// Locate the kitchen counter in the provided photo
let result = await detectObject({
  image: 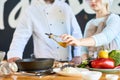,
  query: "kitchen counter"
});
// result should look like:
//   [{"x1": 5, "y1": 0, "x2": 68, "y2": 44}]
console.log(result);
[{"x1": 0, "y1": 73, "x2": 120, "y2": 80}]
